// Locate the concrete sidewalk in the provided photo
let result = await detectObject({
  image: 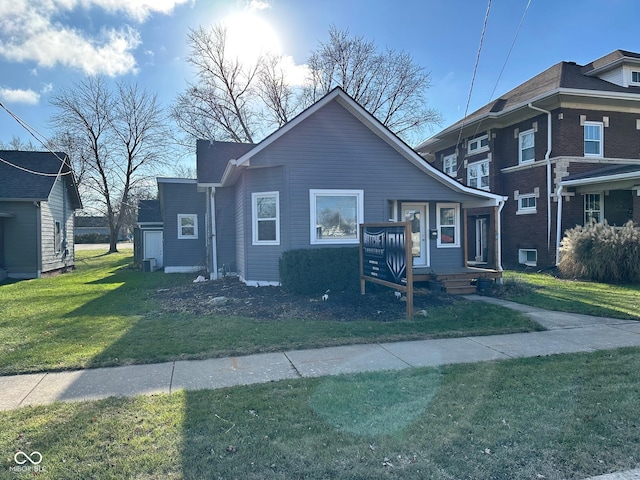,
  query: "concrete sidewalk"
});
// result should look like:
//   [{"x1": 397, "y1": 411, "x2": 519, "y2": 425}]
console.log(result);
[
  {"x1": 1, "y1": 296, "x2": 639, "y2": 479},
  {"x1": 2, "y1": 296, "x2": 639, "y2": 411}
]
